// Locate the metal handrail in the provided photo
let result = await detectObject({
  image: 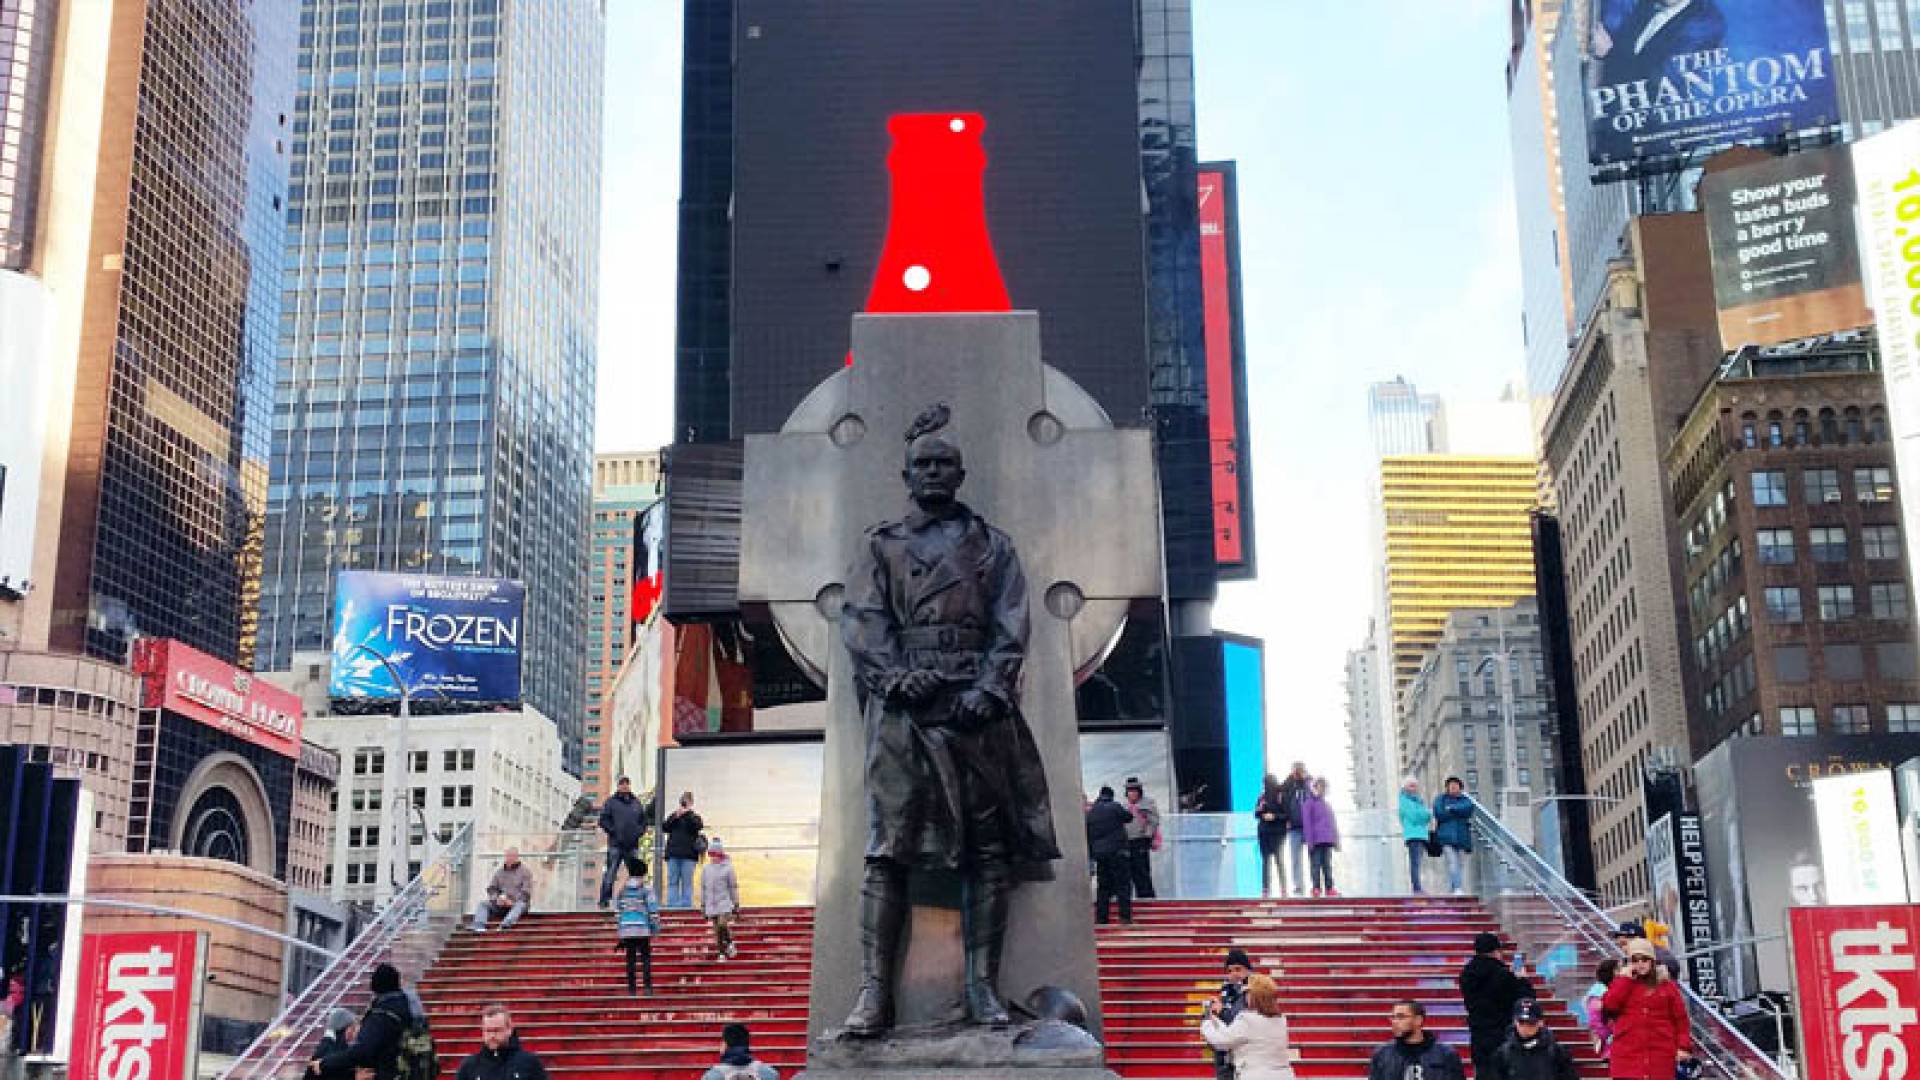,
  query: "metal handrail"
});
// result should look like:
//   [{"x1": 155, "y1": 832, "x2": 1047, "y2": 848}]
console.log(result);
[
  {"x1": 216, "y1": 823, "x2": 475, "y2": 1080},
  {"x1": 1467, "y1": 801, "x2": 1788, "y2": 1080}
]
